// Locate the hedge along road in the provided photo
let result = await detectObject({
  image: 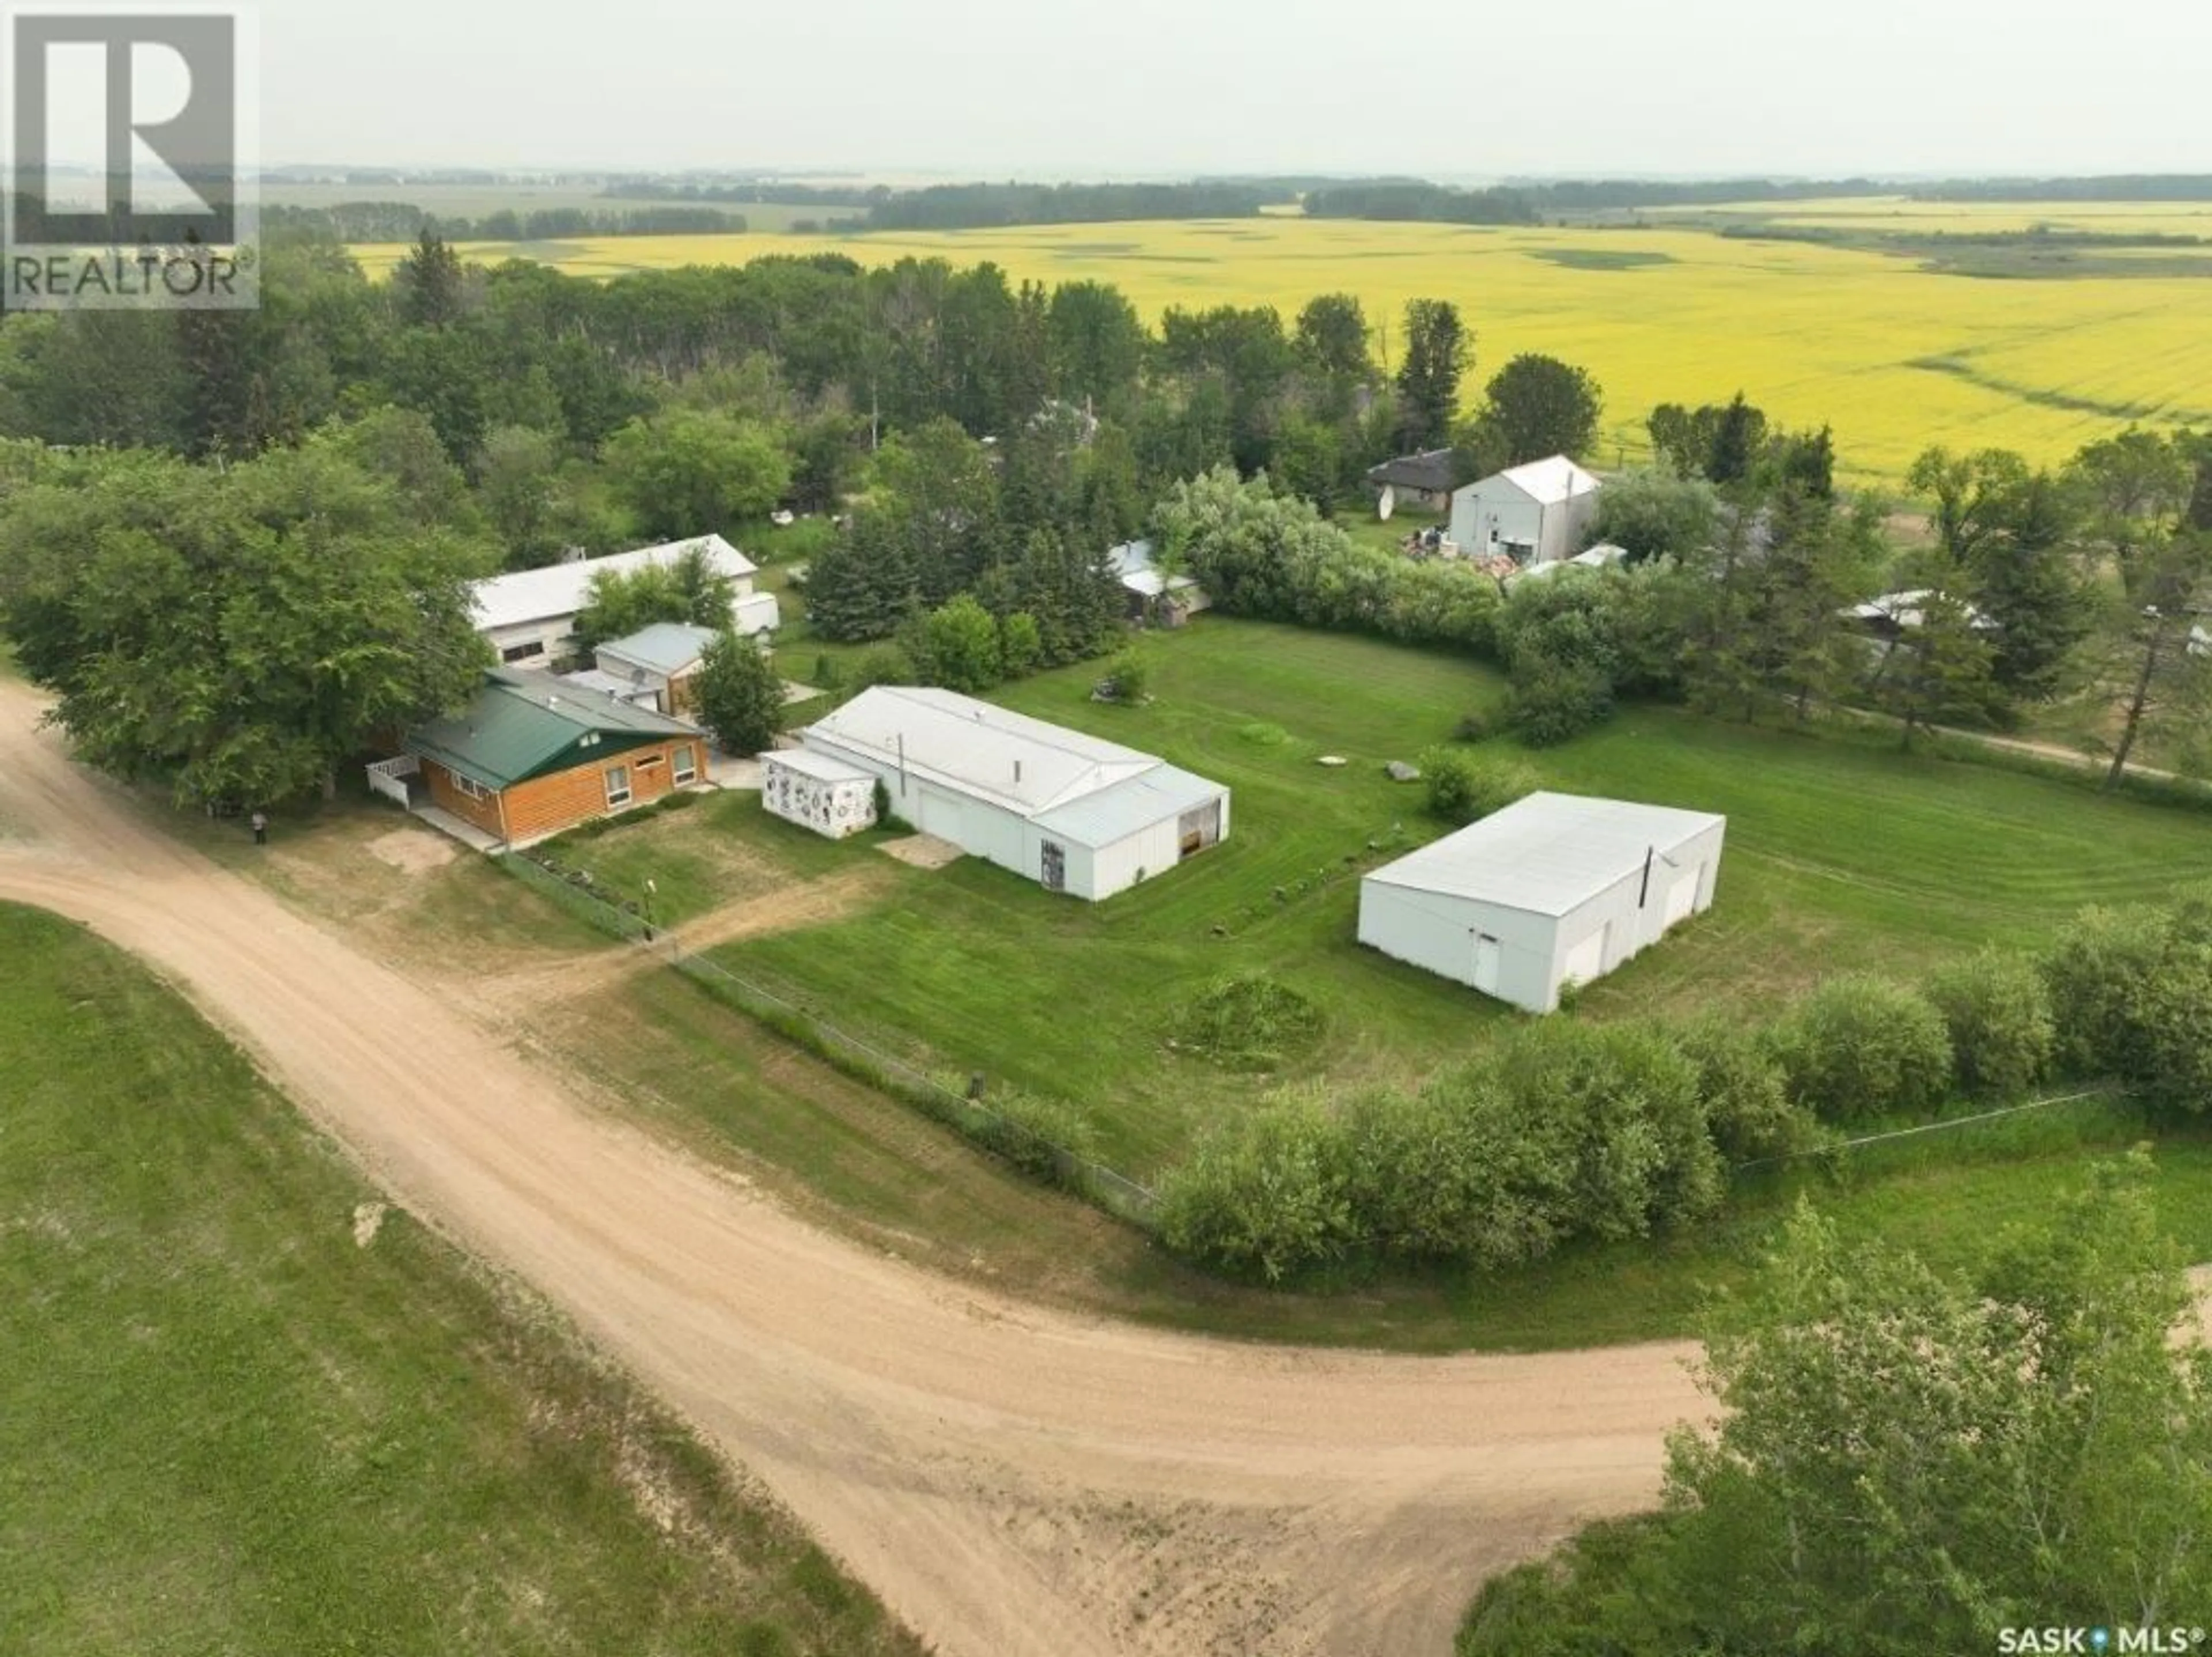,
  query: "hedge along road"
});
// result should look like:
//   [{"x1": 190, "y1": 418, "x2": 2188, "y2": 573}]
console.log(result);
[{"x1": 0, "y1": 675, "x2": 1701, "y2": 1657}]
